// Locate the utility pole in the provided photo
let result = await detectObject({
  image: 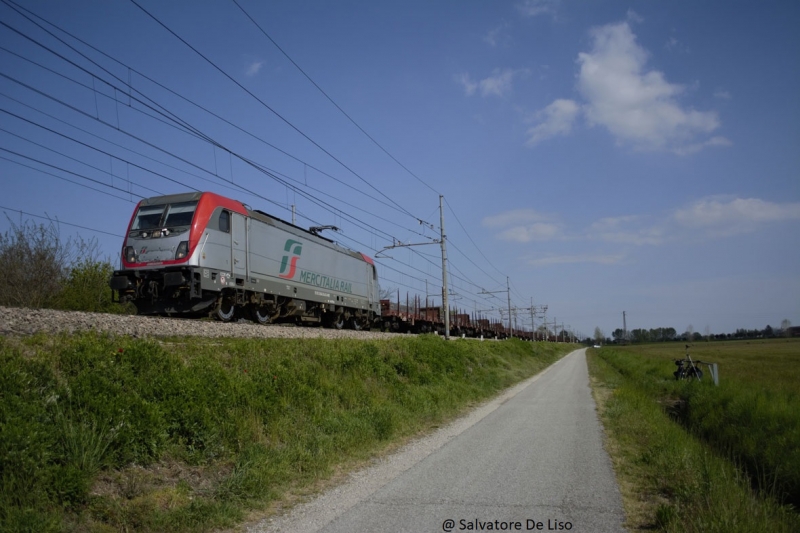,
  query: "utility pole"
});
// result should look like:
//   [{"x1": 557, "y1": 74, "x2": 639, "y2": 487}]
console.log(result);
[
  {"x1": 530, "y1": 298, "x2": 535, "y2": 340},
  {"x1": 440, "y1": 195, "x2": 450, "y2": 340},
  {"x1": 375, "y1": 198, "x2": 446, "y2": 338},
  {"x1": 506, "y1": 276, "x2": 512, "y2": 337},
  {"x1": 543, "y1": 308, "x2": 548, "y2": 340},
  {"x1": 623, "y1": 311, "x2": 627, "y2": 345}
]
